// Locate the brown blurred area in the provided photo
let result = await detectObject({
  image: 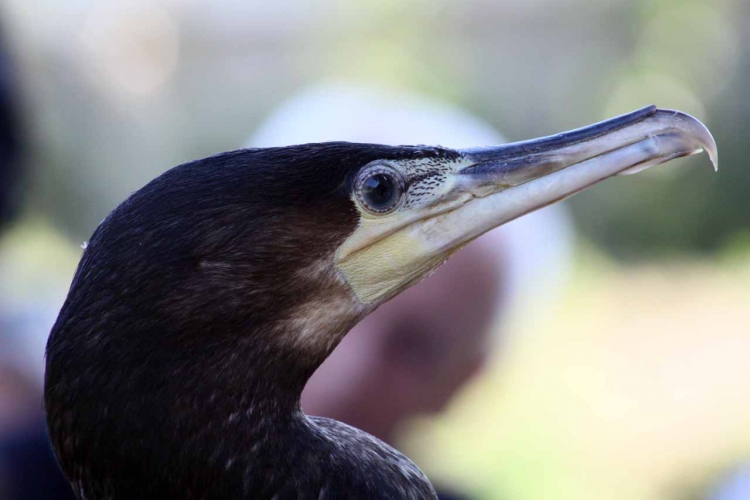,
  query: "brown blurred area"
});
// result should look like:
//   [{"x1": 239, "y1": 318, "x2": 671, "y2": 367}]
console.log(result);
[{"x1": 0, "y1": 1, "x2": 749, "y2": 499}]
